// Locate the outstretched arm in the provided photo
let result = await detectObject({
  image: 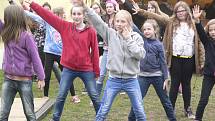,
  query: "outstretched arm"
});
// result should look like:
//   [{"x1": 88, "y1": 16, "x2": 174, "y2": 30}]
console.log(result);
[
  {"x1": 84, "y1": 5, "x2": 111, "y2": 44},
  {"x1": 118, "y1": 0, "x2": 146, "y2": 28},
  {"x1": 24, "y1": 0, "x2": 69, "y2": 34},
  {"x1": 133, "y1": 8, "x2": 169, "y2": 26},
  {"x1": 25, "y1": 10, "x2": 46, "y2": 26}
]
